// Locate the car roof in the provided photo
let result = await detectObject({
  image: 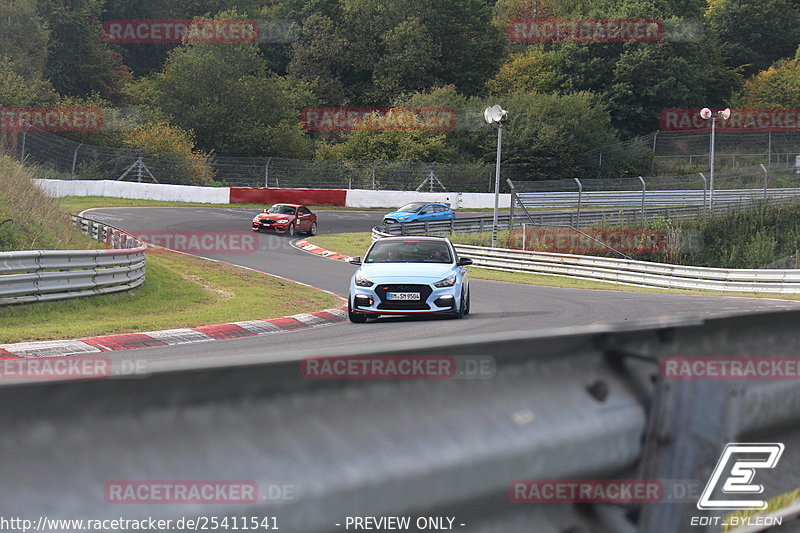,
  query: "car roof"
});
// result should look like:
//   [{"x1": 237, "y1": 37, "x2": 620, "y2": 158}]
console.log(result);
[
  {"x1": 272, "y1": 203, "x2": 302, "y2": 208},
  {"x1": 376, "y1": 236, "x2": 451, "y2": 242}
]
